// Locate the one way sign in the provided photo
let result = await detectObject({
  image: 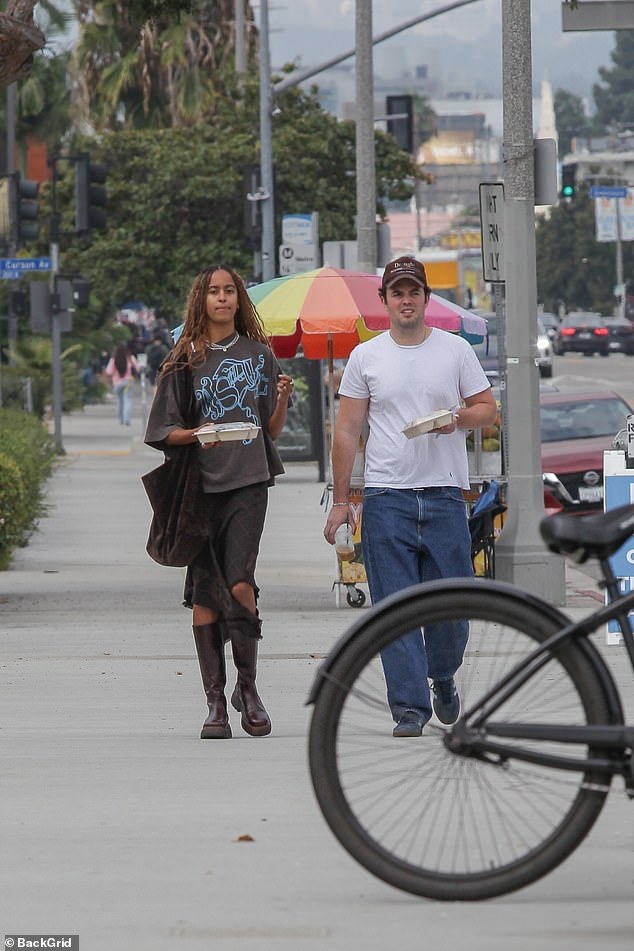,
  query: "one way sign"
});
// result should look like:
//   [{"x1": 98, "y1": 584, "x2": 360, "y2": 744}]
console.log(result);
[{"x1": 479, "y1": 183, "x2": 505, "y2": 283}]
